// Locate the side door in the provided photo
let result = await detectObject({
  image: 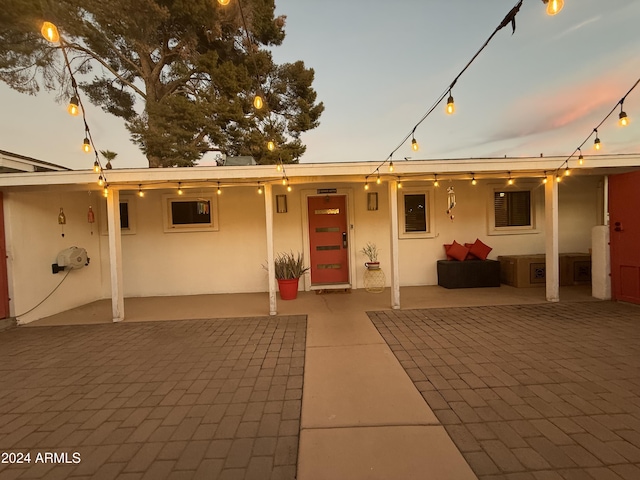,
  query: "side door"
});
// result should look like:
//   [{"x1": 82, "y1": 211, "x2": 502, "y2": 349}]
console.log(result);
[
  {"x1": 609, "y1": 171, "x2": 640, "y2": 304},
  {"x1": 308, "y1": 195, "x2": 349, "y2": 285}
]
